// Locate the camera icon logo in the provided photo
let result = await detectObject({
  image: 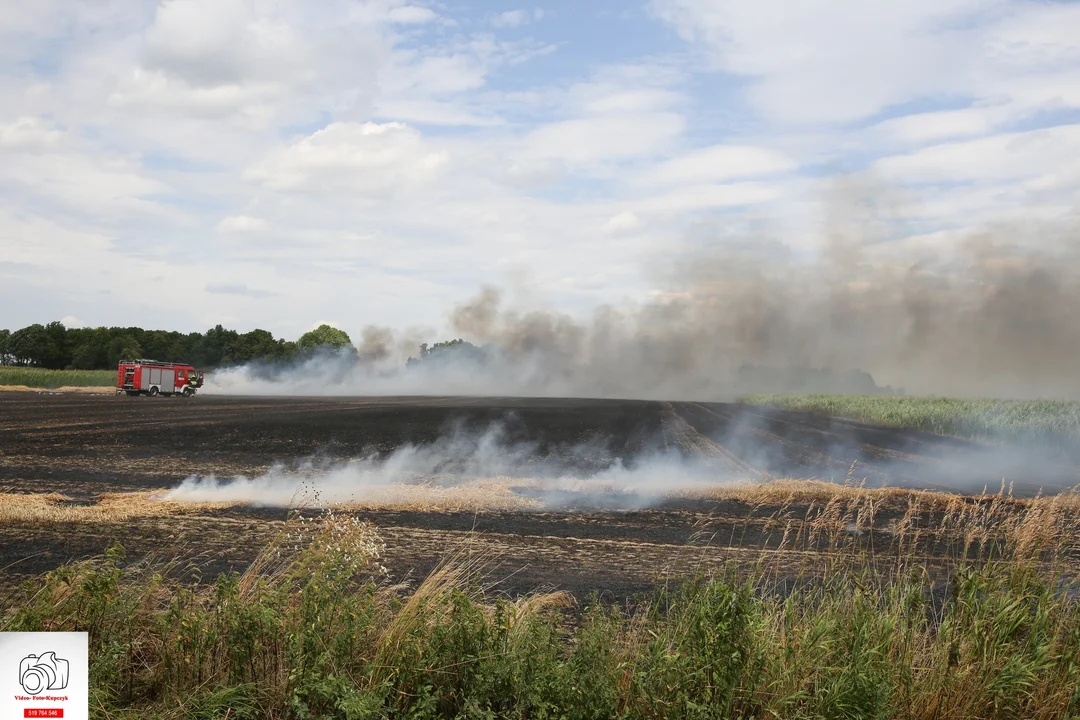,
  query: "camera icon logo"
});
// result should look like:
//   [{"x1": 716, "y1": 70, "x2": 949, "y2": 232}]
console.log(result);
[{"x1": 19, "y1": 652, "x2": 69, "y2": 695}]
